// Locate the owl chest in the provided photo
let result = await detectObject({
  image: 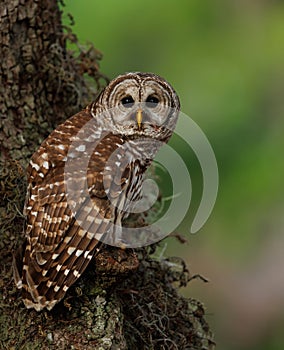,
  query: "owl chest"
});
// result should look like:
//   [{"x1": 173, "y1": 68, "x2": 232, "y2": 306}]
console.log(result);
[{"x1": 111, "y1": 162, "x2": 144, "y2": 220}]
